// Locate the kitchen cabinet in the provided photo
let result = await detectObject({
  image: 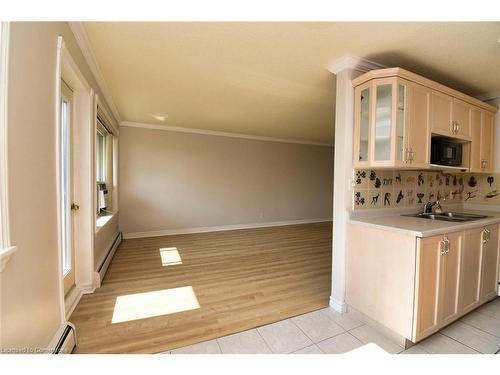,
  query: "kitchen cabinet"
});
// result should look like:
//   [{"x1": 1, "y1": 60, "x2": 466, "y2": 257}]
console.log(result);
[
  {"x1": 430, "y1": 91, "x2": 453, "y2": 138},
  {"x1": 353, "y1": 77, "x2": 430, "y2": 168},
  {"x1": 429, "y1": 92, "x2": 471, "y2": 140},
  {"x1": 405, "y1": 81, "x2": 431, "y2": 168},
  {"x1": 479, "y1": 225, "x2": 500, "y2": 302},
  {"x1": 470, "y1": 109, "x2": 494, "y2": 173},
  {"x1": 414, "y1": 232, "x2": 462, "y2": 341},
  {"x1": 352, "y1": 68, "x2": 497, "y2": 170},
  {"x1": 346, "y1": 220, "x2": 500, "y2": 346},
  {"x1": 458, "y1": 228, "x2": 483, "y2": 313}
]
